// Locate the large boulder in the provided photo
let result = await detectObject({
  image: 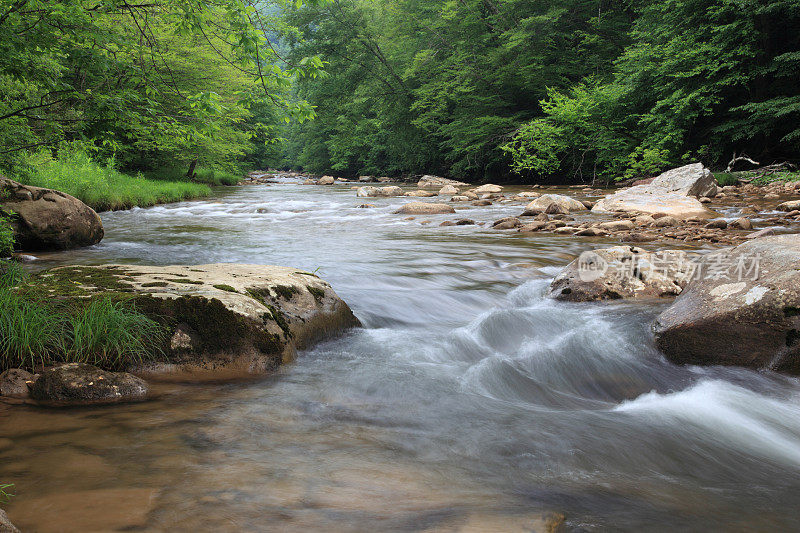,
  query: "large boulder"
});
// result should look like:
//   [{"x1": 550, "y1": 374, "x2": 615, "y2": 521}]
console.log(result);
[
  {"x1": 592, "y1": 164, "x2": 718, "y2": 219},
  {"x1": 417, "y1": 175, "x2": 469, "y2": 188},
  {"x1": 356, "y1": 186, "x2": 404, "y2": 197},
  {"x1": 0, "y1": 176, "x2": 103, "y2": 251},
  {"x1": 36, "y1": 264, "x2": 360, "y2": 380},
  {"x1": 650, "y1": 163, "x2": 718, "y2": 197},
  {"x1": 522, "y1": 194, "x2": 587, "y2": 215},
  {"x1": 549, "y1": 247, "x2": 695, "y2": 302},
  {"x1": 30, "y1": 363, "x2": 148, "y2": 405},
  {"x1": 592, "y1": 186, "x2": 717, "y2": 219},
  {"x1": 654, "y1": 235, "x2": 800, "y2": 374},
  {"x1": 318, "y1": 175, "x2": 335, "y2": 185},
  {"x1": 393, "y1": 202, "x2": 455, "y2": 215}
]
